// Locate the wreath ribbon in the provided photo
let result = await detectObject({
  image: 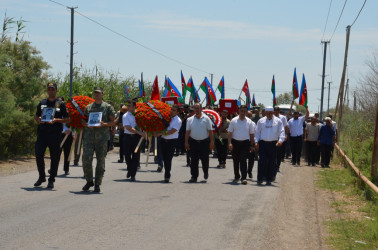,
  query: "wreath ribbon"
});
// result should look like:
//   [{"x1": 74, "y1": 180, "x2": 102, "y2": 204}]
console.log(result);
[{"x1": 146, "y1": 102, "x2": 169, "y2": 128}]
